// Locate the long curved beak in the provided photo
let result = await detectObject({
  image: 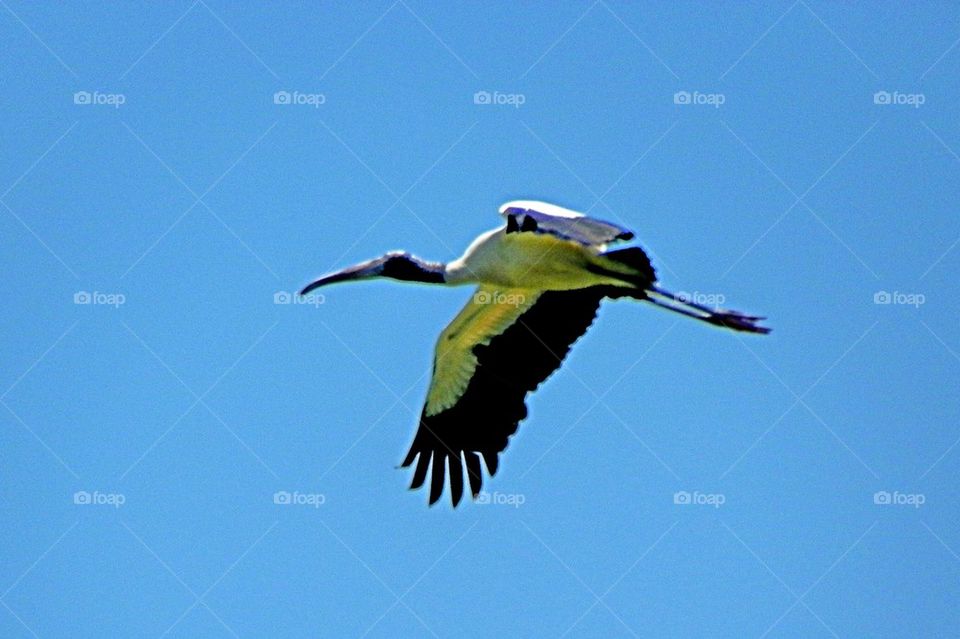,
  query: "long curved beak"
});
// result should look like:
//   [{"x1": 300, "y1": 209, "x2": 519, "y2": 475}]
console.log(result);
[{"x1": 300, "y1": 258, "x2": 386, "y2": 296}]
